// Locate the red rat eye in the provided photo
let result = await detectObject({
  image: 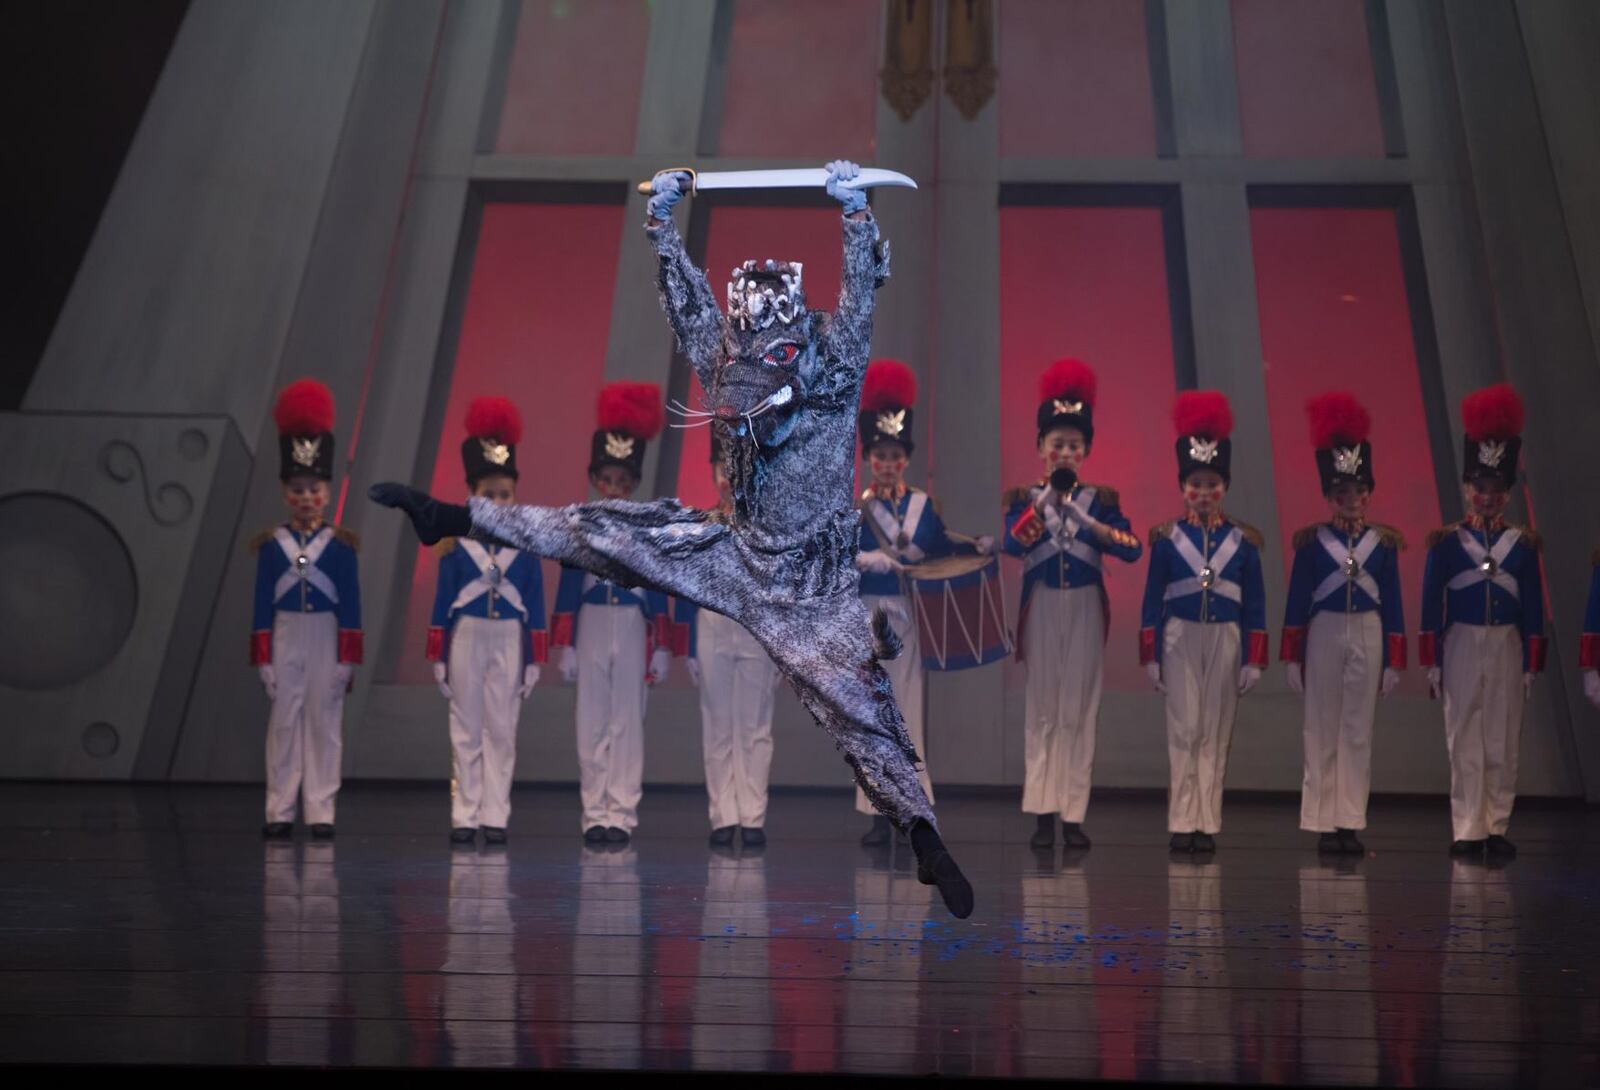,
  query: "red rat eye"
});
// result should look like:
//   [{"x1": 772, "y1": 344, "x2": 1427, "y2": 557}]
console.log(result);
[{"x1": 762, "y1": 344, "x2": 799, "y2": 367}]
